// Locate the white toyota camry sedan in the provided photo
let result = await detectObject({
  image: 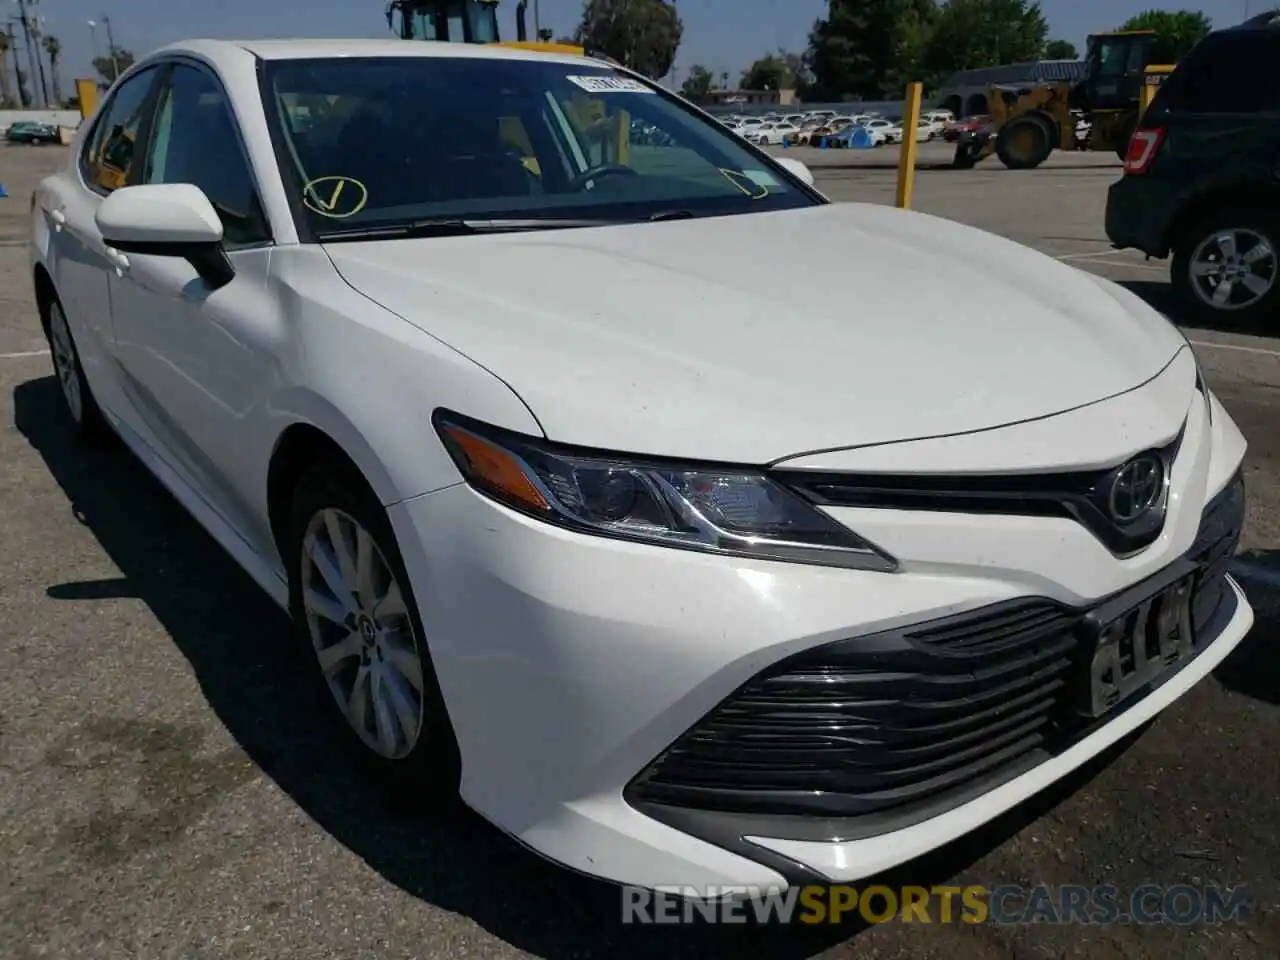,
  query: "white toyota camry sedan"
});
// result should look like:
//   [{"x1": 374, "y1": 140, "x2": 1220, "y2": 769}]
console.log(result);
[{"x1": 30, "y1": 38, "x2": 1254, "y2": 893}]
